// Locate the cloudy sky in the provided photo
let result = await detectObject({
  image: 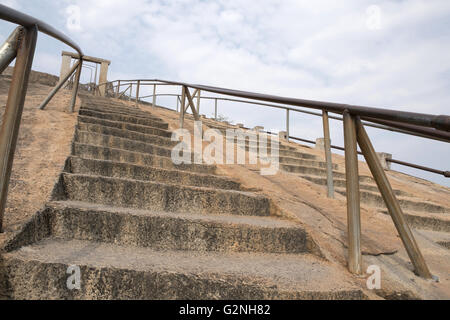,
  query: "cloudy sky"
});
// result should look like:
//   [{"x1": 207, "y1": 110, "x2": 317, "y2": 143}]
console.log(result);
[{"x1": 1, "y1": 0, "x2": 449, "y2": 186}]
